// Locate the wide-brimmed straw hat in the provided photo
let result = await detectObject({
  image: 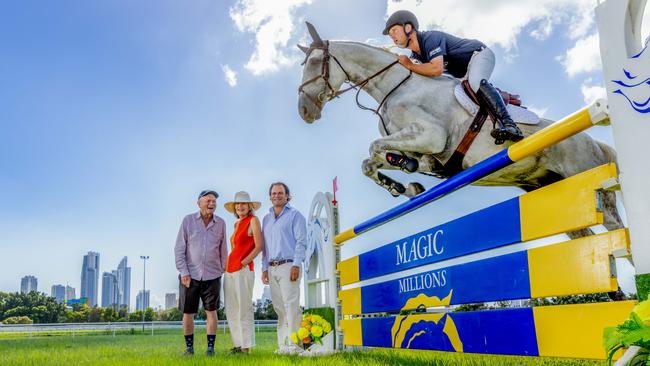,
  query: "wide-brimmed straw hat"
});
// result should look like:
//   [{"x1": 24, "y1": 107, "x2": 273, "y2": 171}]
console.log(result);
[{"x1": 224, "y1": 191, "x2": 261, "y2": 213}]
